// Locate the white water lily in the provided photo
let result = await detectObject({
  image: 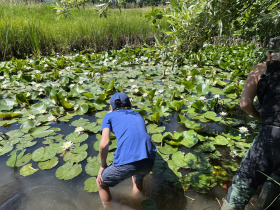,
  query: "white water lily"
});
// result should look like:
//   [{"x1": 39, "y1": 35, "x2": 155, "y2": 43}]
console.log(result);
[
  {"x1": 186, "y1": 76, "x2": 192, "y2": 81},
  {"x1": 74, "y1": 106, "x2": 78, "y2": 111},
  {"x1": 131, "y1": 85, "x2": 137, "y2": 89},
  {"x1": 20, "y1": 103, "x2": 26, "y2": 108},
  {"x1": 250, "y1": 123, "x2": 257, "y2": 129},
  {"x1": 143, "y1": 93, "x2": 148, "y2": 97},
  {"x1": 213, "y1": 94, "x2": 220, "y2": 99},
  {"x1": 219, "y1": 111, "x2": 228, "y2": 117},
  {"x1": 0, "y1": 76, "x2": 5, "y2": 80},
  {"x1": 193, "y1": 64, "x2": 198, "y2": 68},
  {"x1": 134, "y1": 89, "x2": 139, "y2": 93},
  {"x1": 48, "y1": 115, "x2": 56, "y2": 122},
  {"x1": 26, "y1": 92, "x2": 31, "y2": 97},
  {"x1": 75, "y1": 126, "x2": 84, "y2": 134},
  {"x1": 39, "y1": 88, "x2": 44, "y2": 92},
  {"x1": 28, "y1": 115, "x2": 35, "y2": 120},
  {"x1": 40, "y1": 109, "x2": 47, "y2": 114},
  {"x1": 230, "y1": 151, "x2": 238, "y2": 158},
  {"x1": 239, "y1": 126, "x2": 249, "y2": 133},
  {"x1": 1, "y1": 84, "x2": 7, "y2": 89},
  {"x1": 158, "y1": 89, "x2": 164, "y2": 94},
  {"x1": 78, "y1": 80, "x2": 83, "y2": 85},
  {"x1": 35, "y1": 83, "x2": 41, "y2": 88},
  {"x1": 95, "y1": 72, "x2": 101, "y2": 76},
  {"x1": 200, "y1": 96, "x2": 206, "y2": 101},
  {"x1": 212, "y1": 81, "x2": 217, "y2": 86},
  {"x1": 52, "y1": 99, "x2": 56, "y2": 104},
  {"x1": 69, "y1": 84, "x2": 75, "y2": 88},
  {"x1": 61, "y1": 141, "x2": 75, "y2": 151},
  {"x1": 129, "y1": 79, "x2": 135, "y2": 83},
  {"x1": 66, "y1": 67, "x2": 71, "y2": 70},
  {"x1": 84, "y1": 72, "x2": 89, "y2": 76},
  {"x1": 44, "y1": 64, "x2": 48, "y2": 68},
  {"x1": 35, "y1": 70, "x2": 40, "y2": 74},
  {"x1": 155, "y1": 91, "x2": 159, "y2": 96},
  {"x1": 81, "y1": 64, "x2": 85, "y2": 67}
]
